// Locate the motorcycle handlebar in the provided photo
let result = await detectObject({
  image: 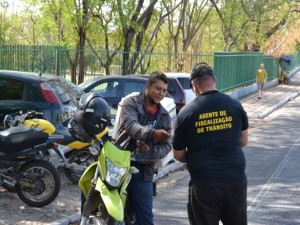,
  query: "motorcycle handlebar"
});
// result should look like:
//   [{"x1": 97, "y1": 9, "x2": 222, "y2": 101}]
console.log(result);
[
  {"x1": 25, "y1": 111, "x2": 44, "y2": 119},
  {"x1": 4, "y1": 110, "x2": 45, "y2": 128}
]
